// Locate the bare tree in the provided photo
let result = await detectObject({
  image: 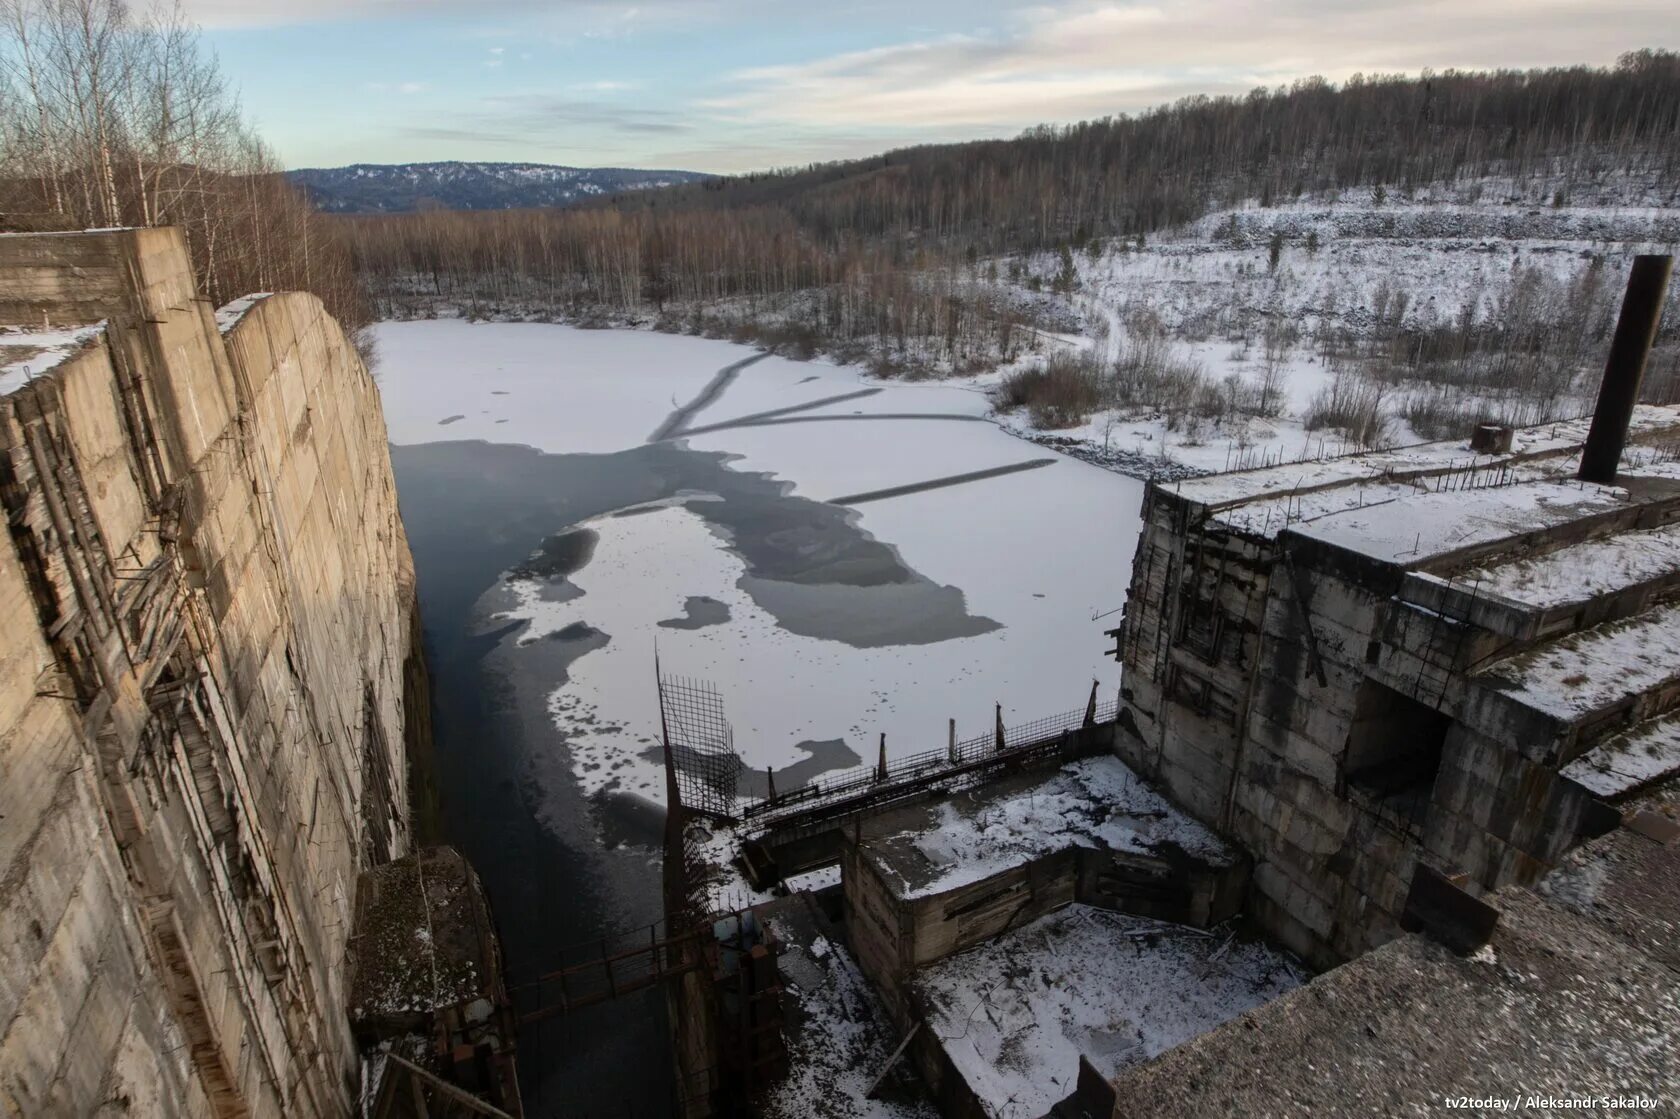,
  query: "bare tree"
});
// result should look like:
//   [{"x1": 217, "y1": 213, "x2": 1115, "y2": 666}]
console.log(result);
[{"x1": 0, "y1": 0, "x2": 369, "y2": 336}]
